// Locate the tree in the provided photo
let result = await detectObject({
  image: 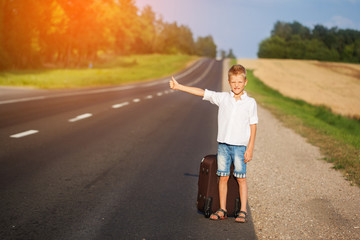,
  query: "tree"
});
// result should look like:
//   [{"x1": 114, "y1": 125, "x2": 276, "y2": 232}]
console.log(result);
[
  {"x1": 131, "y1": 5, "x2": 157, "y2": 53},
  {"x1": 195, "y1": 35, "x2": 217, "y2": 58},
  {"x1": 219, "y1": 49, "x2": 226, "y2": 59},
  {"x1": 226, "y1": 49, "x2": 236, "y2": 59},
  {"x1": 258, "y1": 20, "x2": 360, "y2": 62},
  {"x1": 0, "y1": 0, "x2": 218, "y2": 70},
  {"x1": 176, "y1": 25, "x2": 195, "y2": 55},
  {"x1": 272, "y1": 21, "x2": 310, "y2": 40},
  {"x1": 258, "y1": 36, "x2": 287, "y2": 58},
  {"x1": 271, "y1": 21, "x2": 292, "y2": 40},
  {"x1": 289, "y1": 21, "x2": 311, "y2": 40},
  {"x1": 1, "y1": 0, "x2": 53, "y2": 68},
  {"x1": 286, "y1": 35, "x2": 305, "y2": 59}
]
